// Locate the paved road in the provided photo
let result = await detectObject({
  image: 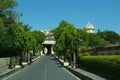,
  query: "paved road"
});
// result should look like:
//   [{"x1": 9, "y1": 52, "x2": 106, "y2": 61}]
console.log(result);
[{"x1": 3, "y1": 55, "x2": 80, "y2": 80}]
